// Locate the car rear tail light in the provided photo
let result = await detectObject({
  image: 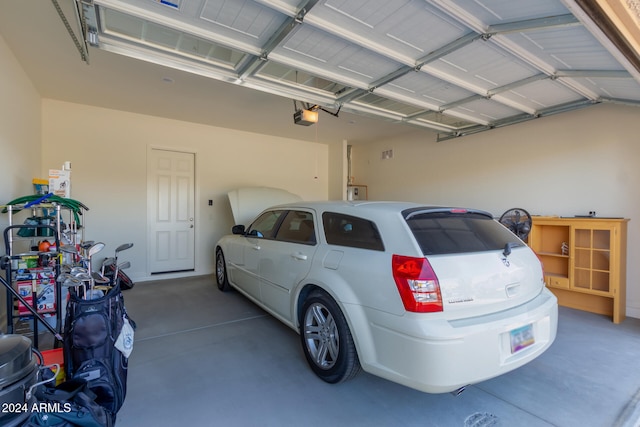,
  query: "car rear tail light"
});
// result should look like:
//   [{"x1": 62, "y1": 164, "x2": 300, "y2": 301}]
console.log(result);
[{"x1": 392, "y1": 255, "x2": 443, "y2": 313}]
